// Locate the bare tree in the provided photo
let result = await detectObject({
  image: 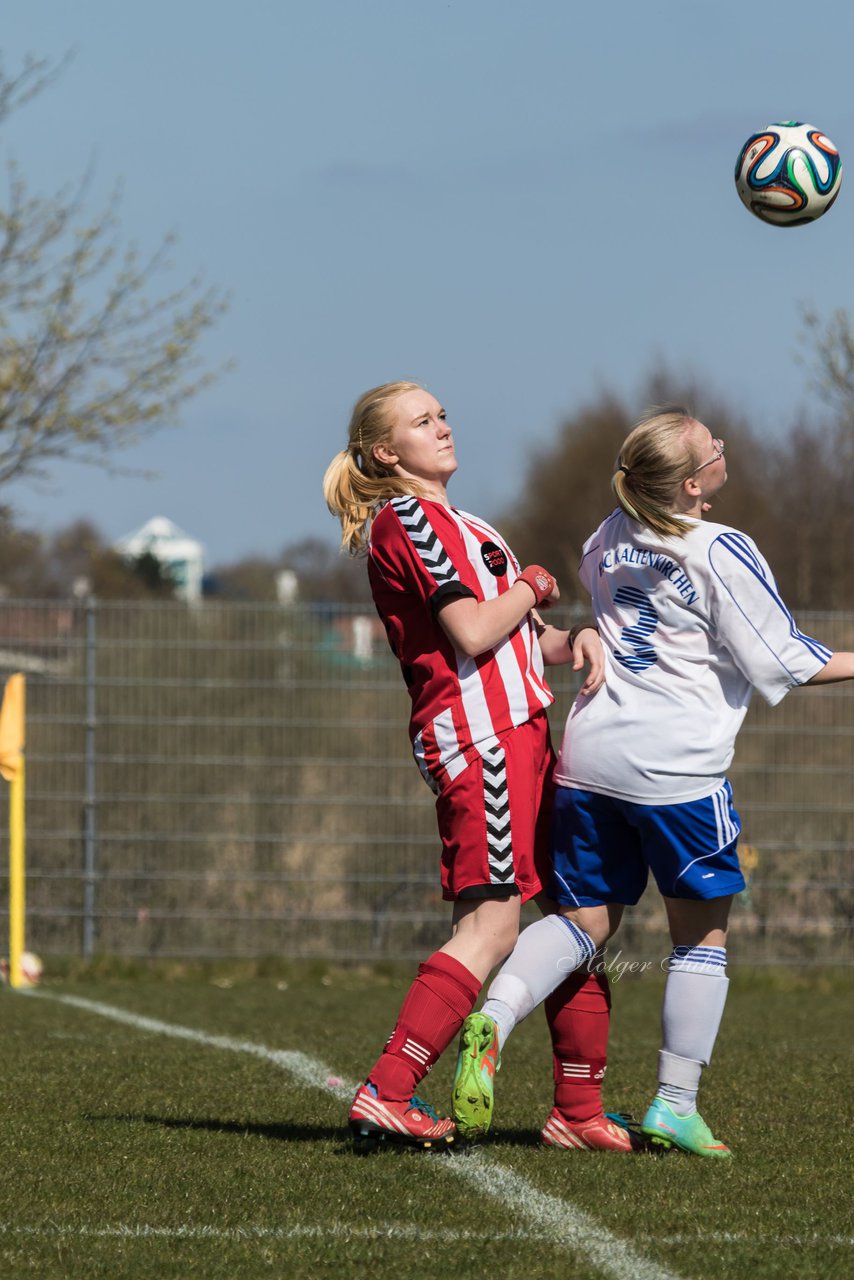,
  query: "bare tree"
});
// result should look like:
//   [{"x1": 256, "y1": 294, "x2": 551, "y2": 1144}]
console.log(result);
[
  {"x1": 0, "y1": 53, "x2": 229, "y2": 488},
  {"x1": 801, "y1": 306, "x2": 854, "y2": 422},
  {"x1": 210, "y1": 537, "x2": 374, "y2": 603}
]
